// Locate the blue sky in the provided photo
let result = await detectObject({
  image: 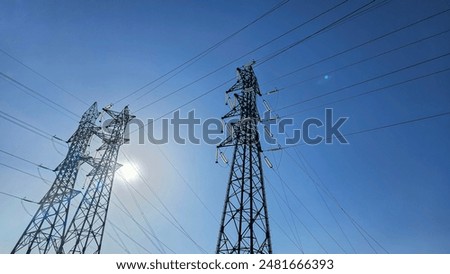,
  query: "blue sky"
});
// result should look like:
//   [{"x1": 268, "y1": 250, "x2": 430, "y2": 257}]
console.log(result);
[{"x1": 0, "y1": 0, "x2": 449, "y2": 254}]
